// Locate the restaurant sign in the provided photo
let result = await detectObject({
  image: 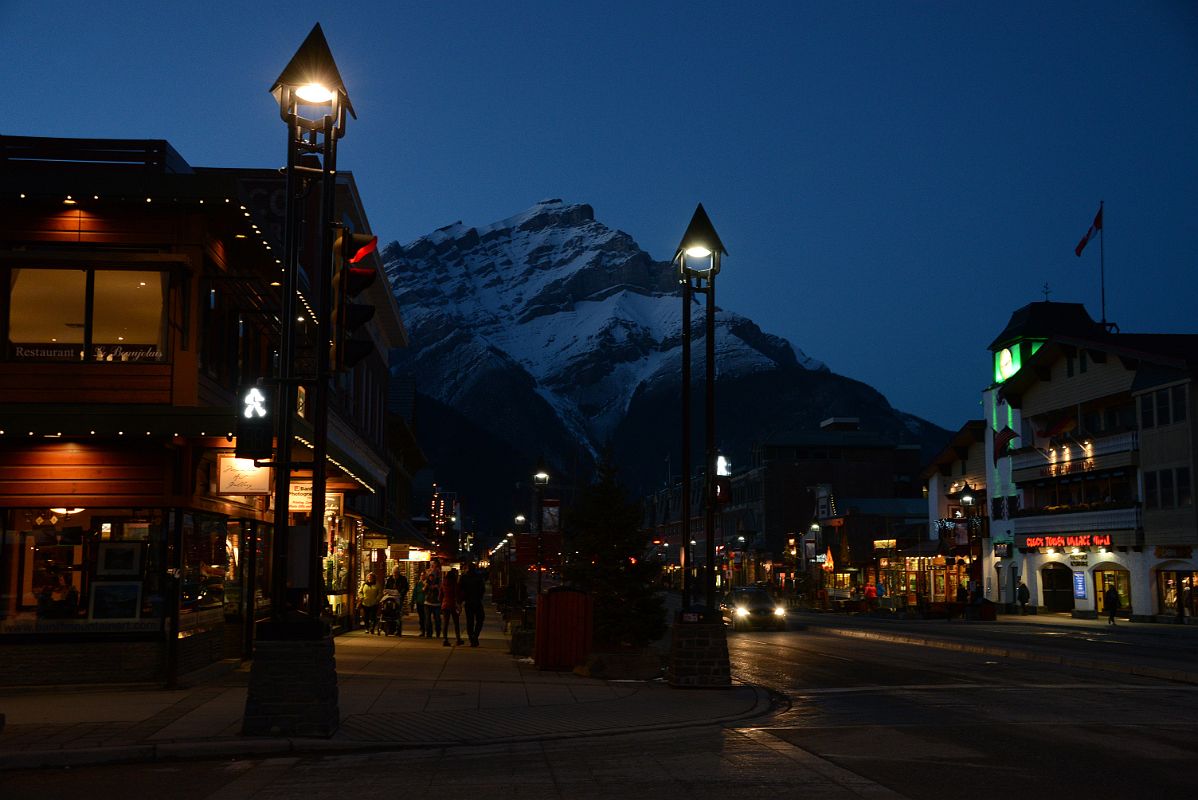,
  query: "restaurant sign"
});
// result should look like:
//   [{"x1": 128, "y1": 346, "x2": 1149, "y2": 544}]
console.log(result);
[{"x1": 1021, "y1": 534, "x2": 1112, "y2": 549}]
